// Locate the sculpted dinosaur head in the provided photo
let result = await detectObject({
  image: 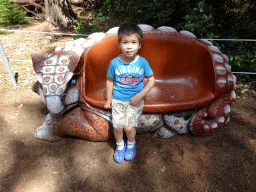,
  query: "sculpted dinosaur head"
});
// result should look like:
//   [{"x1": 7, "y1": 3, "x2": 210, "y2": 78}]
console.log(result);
[
  {"x1": 31, "y1": 32, "x2": 107, "y2": 115},
  {"x1": 31, "y1": 51, "x2": 82, "y2": 114}
]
